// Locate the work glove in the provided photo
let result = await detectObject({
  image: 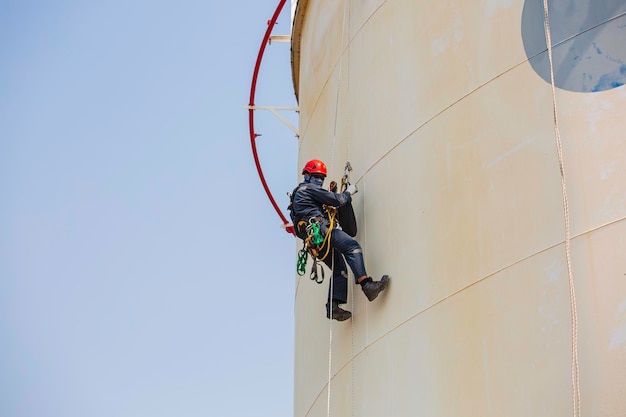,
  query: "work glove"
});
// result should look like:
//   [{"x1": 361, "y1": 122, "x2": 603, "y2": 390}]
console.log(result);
[{"x1": 346, "y1": 184, "x2": 358, "y2": 195}]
